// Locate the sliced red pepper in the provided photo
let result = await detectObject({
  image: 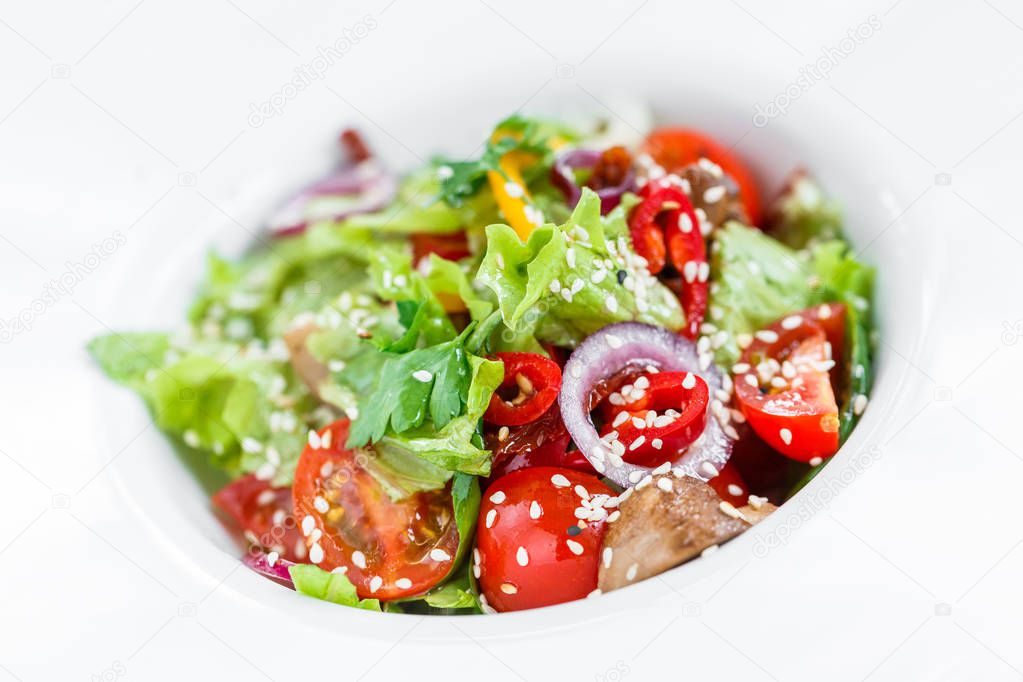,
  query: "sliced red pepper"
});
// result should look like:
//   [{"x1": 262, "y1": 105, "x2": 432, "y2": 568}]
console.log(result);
[
  {"x1": 598, "y1": 371, "x2": 709, "y2": 467},
  {"x1": 410, "y1": 231, "x2": 470, "y2": 266},
  {"x1": 484, "y1": 352, "x2": 562, "y2": 426},
  {"x1": 340, "y1": 128, "x2": 372, "y2": 163},
  {"x1": 628, "y1": 183, "x2": 708, "y2": 338},
  {"x1": 732, "y1": 306, "x2": 844, "y2": 463}
]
